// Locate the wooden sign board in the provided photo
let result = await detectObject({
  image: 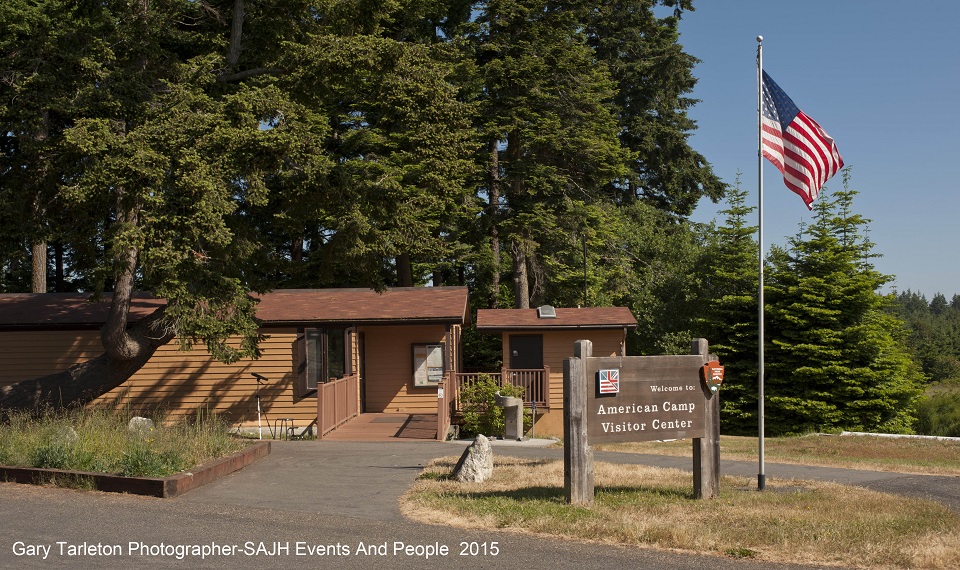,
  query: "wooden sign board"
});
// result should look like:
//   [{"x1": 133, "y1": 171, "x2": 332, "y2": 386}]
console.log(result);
[{"x1": 586, "y1": 355, "x2": 706, "y2": 443}]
